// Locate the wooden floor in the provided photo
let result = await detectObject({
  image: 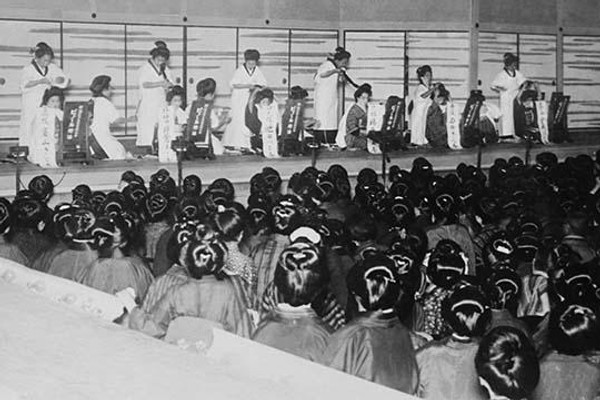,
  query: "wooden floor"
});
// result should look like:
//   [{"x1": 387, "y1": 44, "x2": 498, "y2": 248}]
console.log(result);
[{"x1": 1, "y1": 134, "x2": 599, "y2": 204}]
